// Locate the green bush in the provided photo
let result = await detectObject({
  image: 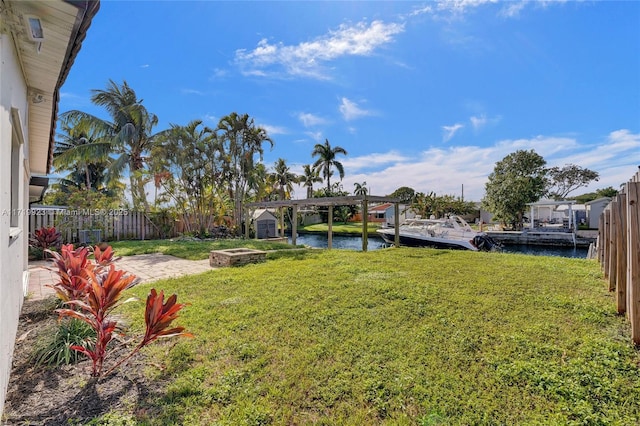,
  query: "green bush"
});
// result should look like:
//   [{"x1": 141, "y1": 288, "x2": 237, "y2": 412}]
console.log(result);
[{"x1": 31, "y1": 318, "x2": 95, "y2": 366}]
